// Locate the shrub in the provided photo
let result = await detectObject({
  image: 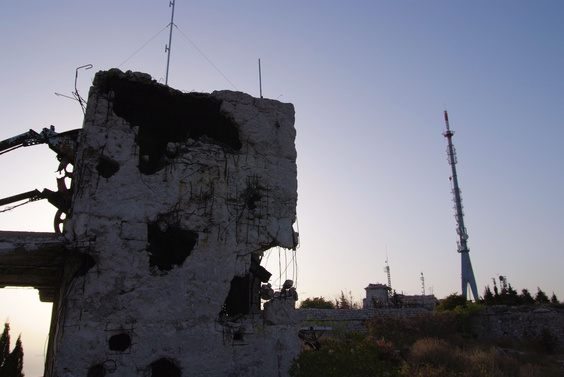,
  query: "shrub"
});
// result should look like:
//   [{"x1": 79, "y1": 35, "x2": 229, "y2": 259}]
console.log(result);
[
  {"x1": 436, "y1": 293, "x2": 467, "y2": 312},
  {"x1": 299, "y1": 297, "x2": 335, "y2": 309},
  {"x1": 407, "y1": 338, "x2": 523, "y2": 377},
  {"x1": 365, "y1": 311, "x2": 458, "y2": 349},
  {"x1": 408, "y1": 338, "x2": 466, "y2": 374},
  {"x1": 334, "y1": 291, "x2": 361, "y2": 309},
  {"x1": 289, "y1": 333, "x2": 401, "y2": 377},
  {"x1": 453, "y1": 302, "x2": 483, "y2": 335}
]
